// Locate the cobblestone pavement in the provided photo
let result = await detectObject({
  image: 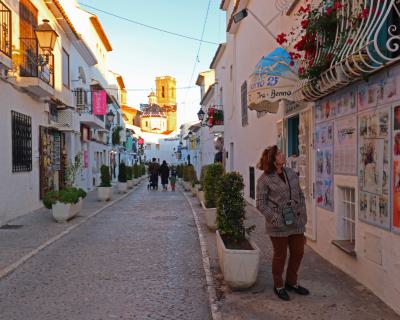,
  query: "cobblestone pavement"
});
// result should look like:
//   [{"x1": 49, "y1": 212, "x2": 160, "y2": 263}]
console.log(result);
[
  {"x1": 0, "y1": 183, "x2": 211, "y2": 320},
  {"x1": 184, "y1": 191, "x2": 400, "y2": 320}
]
